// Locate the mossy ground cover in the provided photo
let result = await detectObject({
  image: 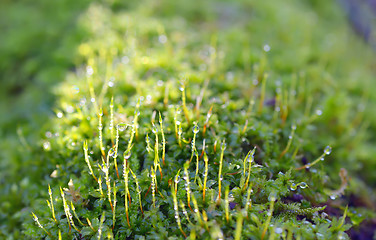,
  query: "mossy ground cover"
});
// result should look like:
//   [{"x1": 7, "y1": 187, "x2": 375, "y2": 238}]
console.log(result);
[{"x1": 1, "y1": 0, "x2": 376, "y2": 239}]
